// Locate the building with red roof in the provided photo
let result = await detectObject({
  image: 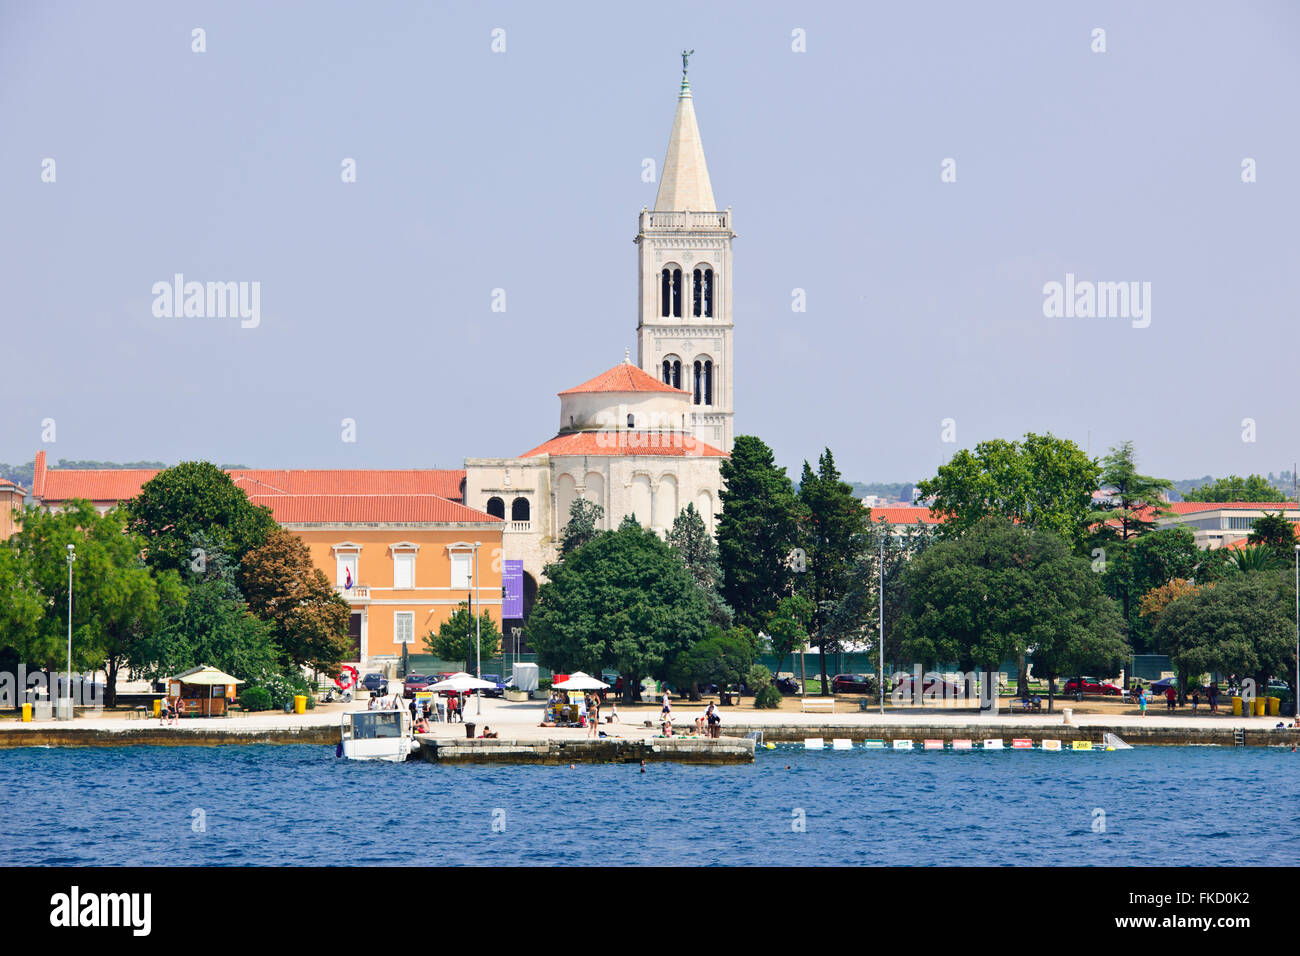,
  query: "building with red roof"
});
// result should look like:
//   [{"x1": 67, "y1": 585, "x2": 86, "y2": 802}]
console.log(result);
[{"x1": 27, "y1": 450, "x2": 501, "y2": 666}]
